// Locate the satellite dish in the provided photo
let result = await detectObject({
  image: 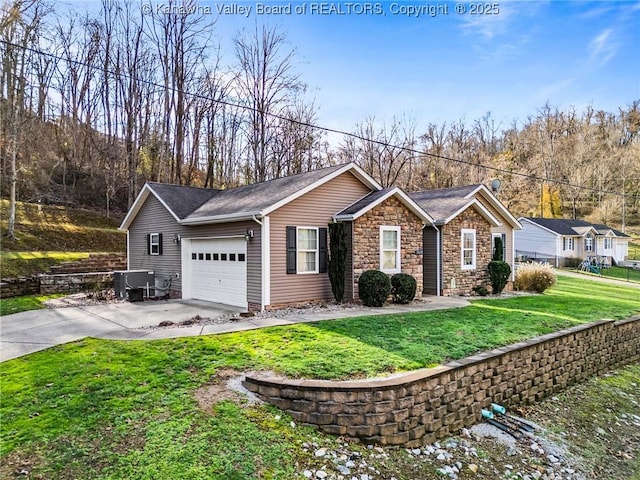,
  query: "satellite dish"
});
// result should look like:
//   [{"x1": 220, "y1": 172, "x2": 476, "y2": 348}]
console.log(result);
[{"x1": 491, "y1": 179, "x2": 502, "y2": 193}]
